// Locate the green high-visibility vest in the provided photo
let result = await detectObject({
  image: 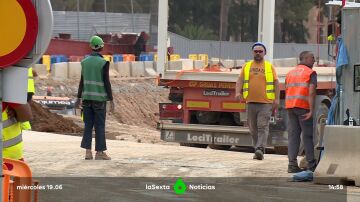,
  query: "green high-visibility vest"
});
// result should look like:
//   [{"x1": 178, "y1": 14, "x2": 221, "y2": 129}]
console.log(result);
[
  {"x1": 242, "y1": 60, "x2": 275, "y2": 100},
  {"x1": 81, "y1": 55, "x2": 108, "y2": 101}
]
